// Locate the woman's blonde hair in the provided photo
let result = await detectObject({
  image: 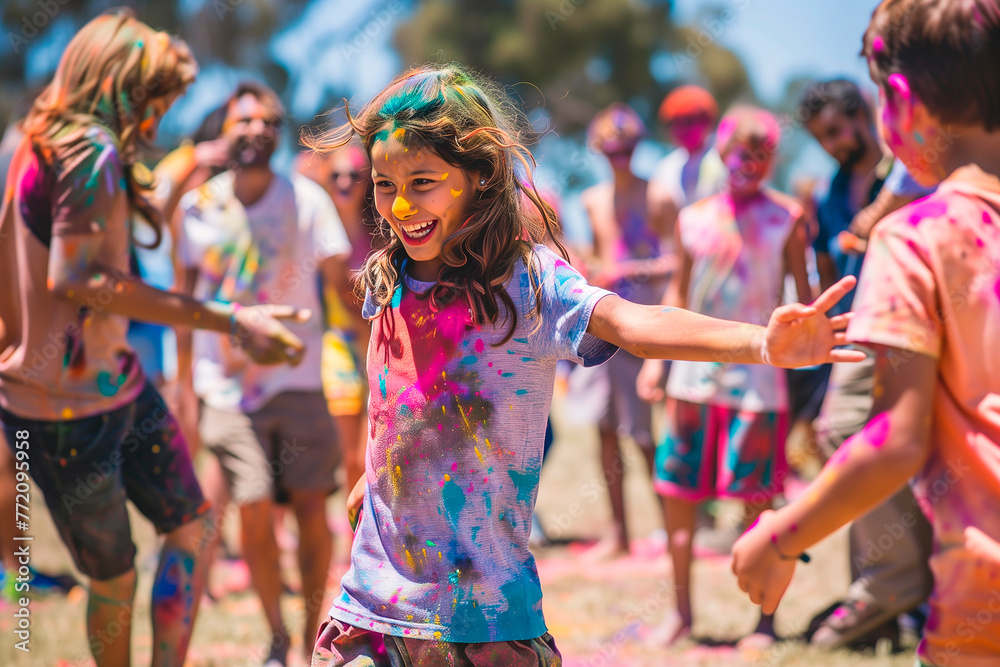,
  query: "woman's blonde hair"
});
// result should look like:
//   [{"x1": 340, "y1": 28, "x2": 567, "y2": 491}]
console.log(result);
[
  {"x1": 304, "y1": 63, "x2": 563, "y2": 347},
  {"x1": 21, "y1": 8, "x2": 197, "y2": 248}
]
